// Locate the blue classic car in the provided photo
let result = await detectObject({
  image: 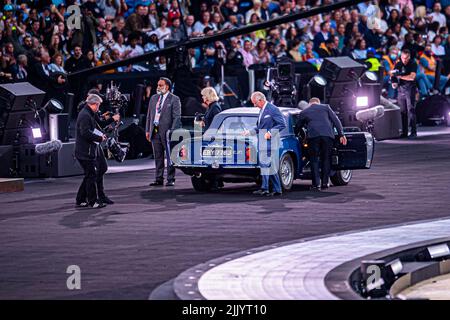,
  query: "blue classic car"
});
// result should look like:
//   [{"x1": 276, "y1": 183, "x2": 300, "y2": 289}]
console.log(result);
[{"x1": 170, "y1": 107, "x2": 374, "y2": 192}]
